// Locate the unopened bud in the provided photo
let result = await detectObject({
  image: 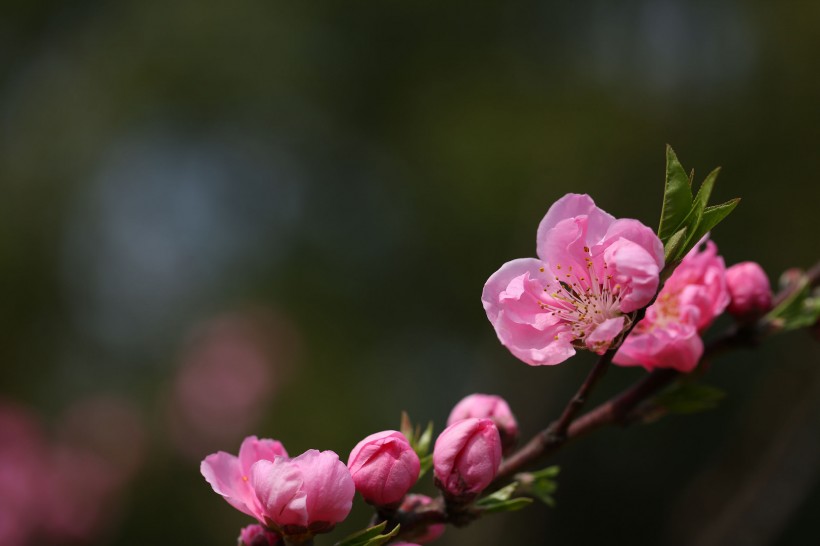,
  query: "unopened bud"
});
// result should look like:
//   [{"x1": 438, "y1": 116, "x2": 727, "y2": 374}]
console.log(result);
[
  {"x1": 347, "y1": 430, "x2": 420, "y2": 507},
  {"x1": 399, "y1": 494, "x2": 445, "y2": 543},
  {"x1": 433, "y1": 418, "x2": 501, "y2": 501},
  {"x1": 238, "y1": 524, "x2": 281, "y2": 546},
  {"x1": 726, "y1": 262, "x2": 772, "y2": 319},
  {"x1": 447, "y1": 394, "x2": 519, "y2": 455}
]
